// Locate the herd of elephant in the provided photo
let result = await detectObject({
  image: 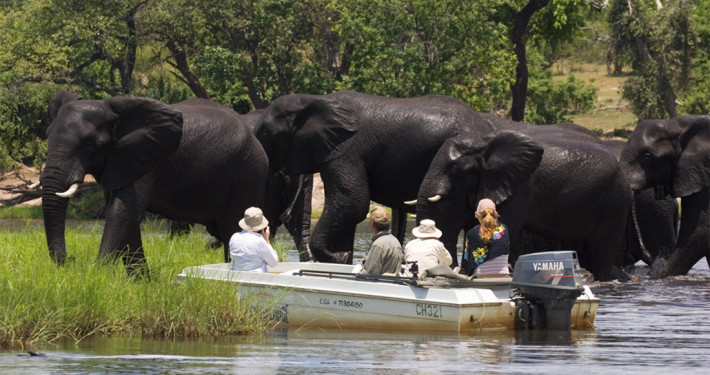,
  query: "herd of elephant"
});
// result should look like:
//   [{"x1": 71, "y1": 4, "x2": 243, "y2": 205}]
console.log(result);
[{"x1": 38, "y1": 90, "x2": 709, "y2": 281}]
